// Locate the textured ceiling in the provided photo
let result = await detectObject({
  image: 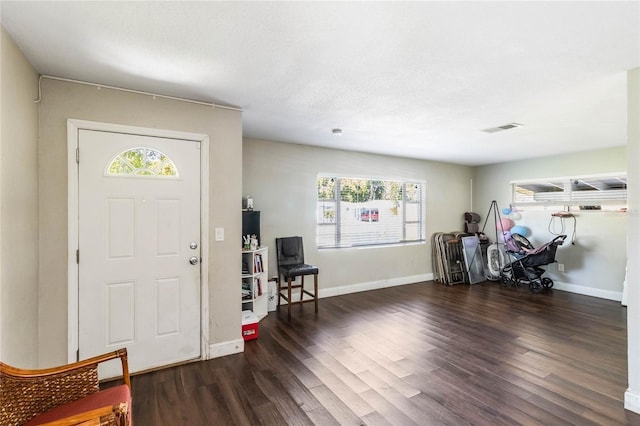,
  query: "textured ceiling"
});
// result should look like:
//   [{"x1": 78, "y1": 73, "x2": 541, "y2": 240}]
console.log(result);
[{"x1": 2, "y1": 1, "x2": 639, "y2": 165}]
